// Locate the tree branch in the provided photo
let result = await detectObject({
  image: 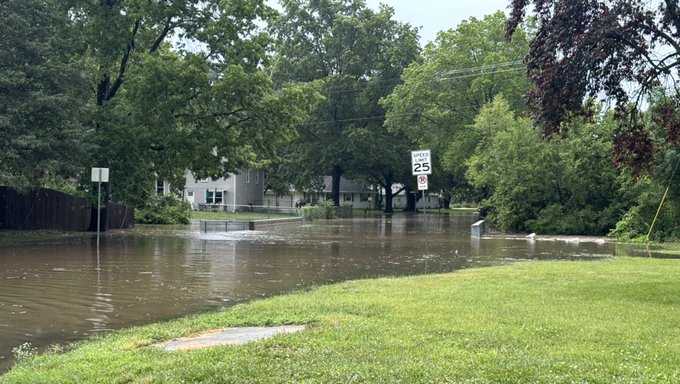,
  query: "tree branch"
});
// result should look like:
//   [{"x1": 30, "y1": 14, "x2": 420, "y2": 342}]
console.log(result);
[
  {"x1": 104, "y1": 18, "x2": 141, "y2": 104},
  {"x1": 640, "y1": 23, "x2": 680, "y2": 54},
  {"x1": 149, "y1": 16, "x2": 175, "y2": 54}
]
